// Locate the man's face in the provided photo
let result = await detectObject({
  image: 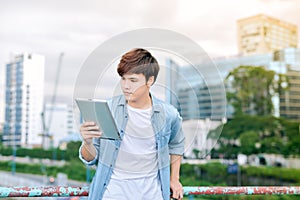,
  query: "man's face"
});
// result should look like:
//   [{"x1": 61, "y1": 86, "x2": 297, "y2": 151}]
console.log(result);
[{"x1": 120, "y1": 73, "x2": 149, "y2": 102}]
